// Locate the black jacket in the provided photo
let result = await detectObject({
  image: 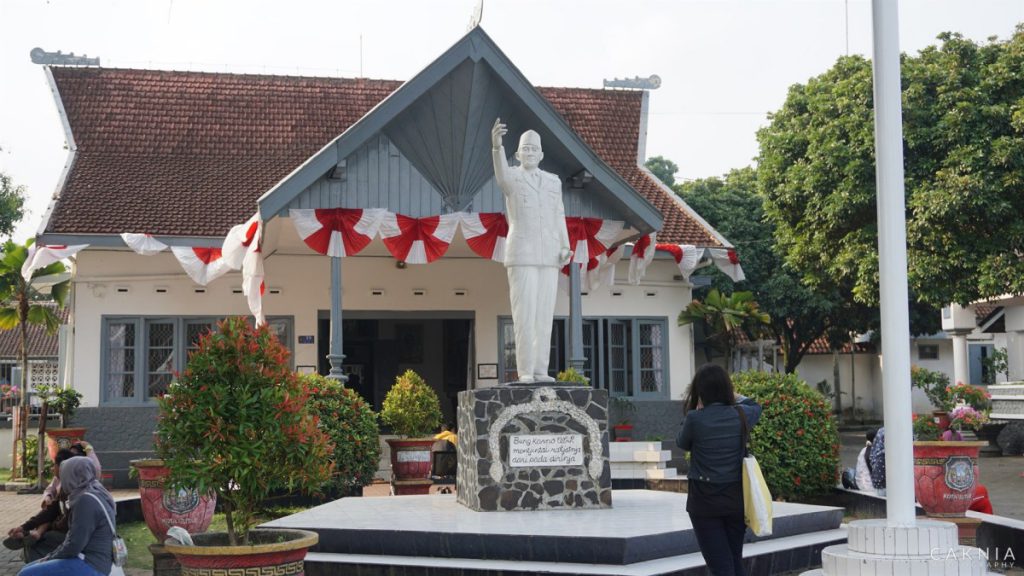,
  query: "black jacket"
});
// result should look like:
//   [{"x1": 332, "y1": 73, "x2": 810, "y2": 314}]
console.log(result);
[{"x1": 676, "y1": 396, "x2": 762, "y2": 484}]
